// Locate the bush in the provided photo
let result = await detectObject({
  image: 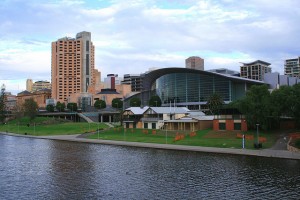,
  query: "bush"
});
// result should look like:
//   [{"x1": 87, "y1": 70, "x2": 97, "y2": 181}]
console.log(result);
[{"x1": 295, "y1": 139, "x2": 300, "y2": 149}]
